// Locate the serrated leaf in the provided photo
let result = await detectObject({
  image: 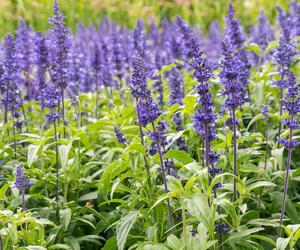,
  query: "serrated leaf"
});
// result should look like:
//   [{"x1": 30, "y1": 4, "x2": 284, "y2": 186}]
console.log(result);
[
  {"x1": 275, "y1": 237, "x2": 290, "y2": 250},
  {"x1": 116, "y1": 211, "x2": 139, "y2": 250},
  {"x1": 166, "y1": 235, "x2": 181, "y2": 250}
]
